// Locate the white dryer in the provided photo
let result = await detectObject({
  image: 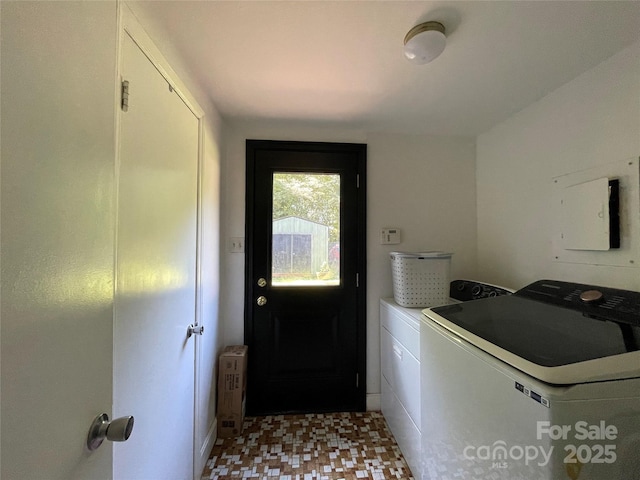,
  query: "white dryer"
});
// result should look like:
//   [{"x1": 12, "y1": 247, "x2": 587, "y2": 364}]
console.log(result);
[
  {"x1": 380, "y1": 298, "x2": 423, "y2": 475},
  {"x1": 380, "y1": 280, "x2": 512, "y2": 478}
]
